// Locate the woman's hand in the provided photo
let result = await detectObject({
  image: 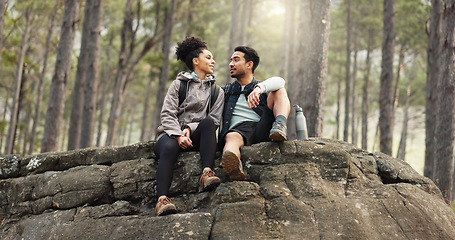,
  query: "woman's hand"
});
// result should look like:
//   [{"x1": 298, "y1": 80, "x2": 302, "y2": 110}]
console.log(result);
[
  {"x1": 177, "y1": 128, "x2": 192, "y2": 149},
  {"x1": 247, "y1": 86, "x2": 262, "y2": 108}
]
